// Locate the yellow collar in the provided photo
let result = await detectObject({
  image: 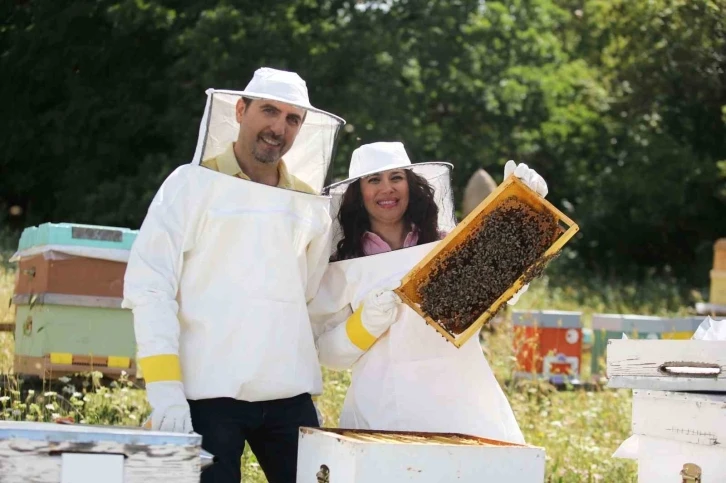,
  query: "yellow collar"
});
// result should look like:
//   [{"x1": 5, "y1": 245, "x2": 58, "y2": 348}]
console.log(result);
[{"x1": 217, "y1": 143, "x2": 294, "y2": 189}]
